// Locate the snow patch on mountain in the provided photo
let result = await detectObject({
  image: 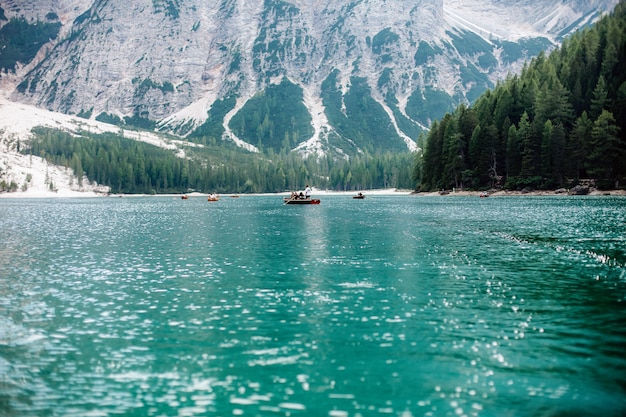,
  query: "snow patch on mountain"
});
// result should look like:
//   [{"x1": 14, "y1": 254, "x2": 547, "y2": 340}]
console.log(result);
[
  {"x1": 444, "y1": 0, "x2": 619, "y2": 41},
  {"x1": 0, "y1": 94, "x2": 197, "y2": 196},
  {"x1": 0, "y1": 95, "x2": 186, "y2": 153}
]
